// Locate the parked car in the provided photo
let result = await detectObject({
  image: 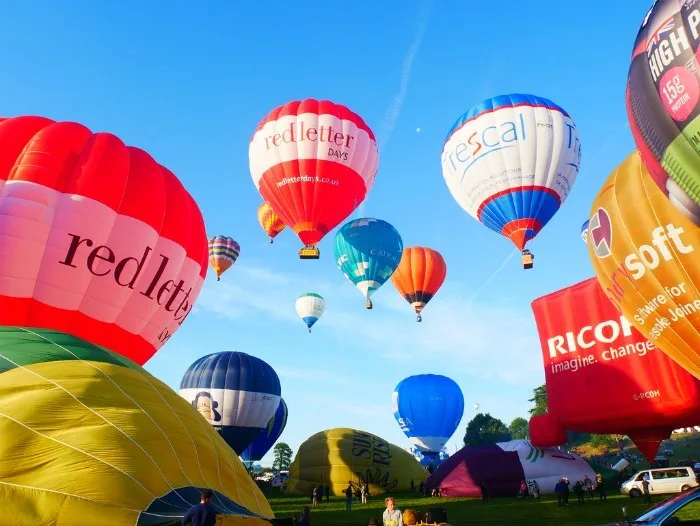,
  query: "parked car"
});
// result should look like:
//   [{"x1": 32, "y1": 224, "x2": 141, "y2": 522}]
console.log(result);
[
  {"x1": 620, "y1": 466, "x2": 699, "y2": 497},
  {"x1": 597, "y1": 487, "x2": 700, "y2": 525}
]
